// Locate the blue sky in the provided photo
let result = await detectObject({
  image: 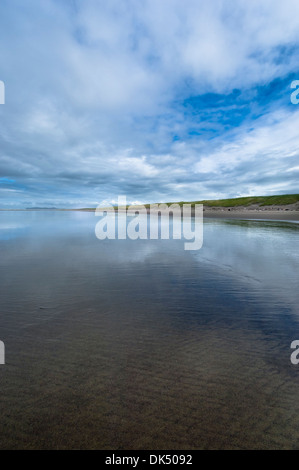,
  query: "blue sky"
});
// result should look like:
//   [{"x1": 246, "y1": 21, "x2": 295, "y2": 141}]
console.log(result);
[{"x1": 0, "y1": 0, "x2": 299, "y2": 208}]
